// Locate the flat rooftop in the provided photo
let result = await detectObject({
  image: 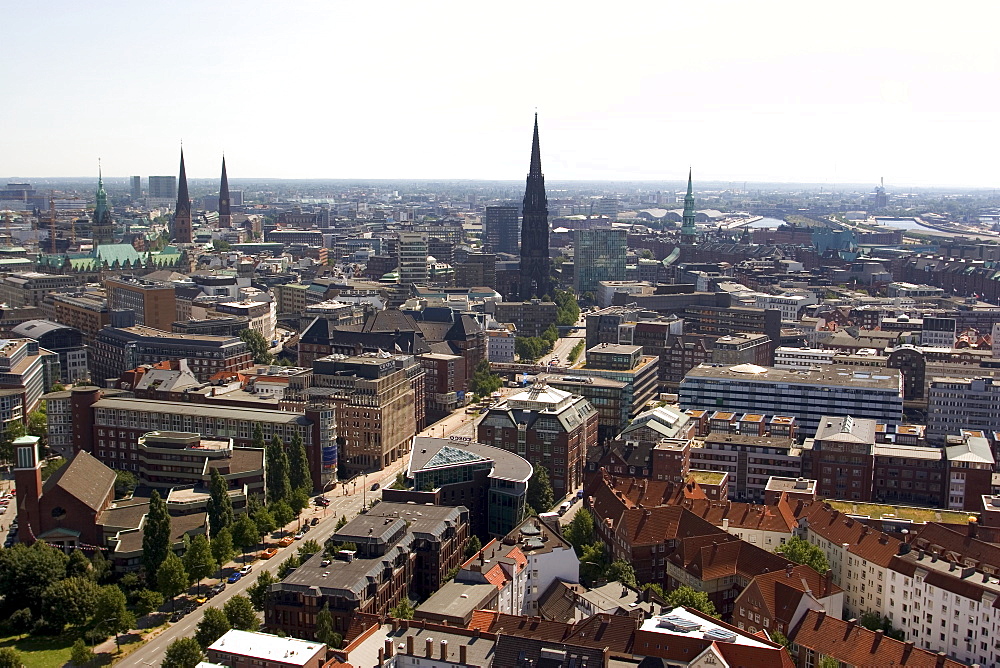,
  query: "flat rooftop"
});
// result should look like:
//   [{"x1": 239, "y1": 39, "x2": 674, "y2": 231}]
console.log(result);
[
  {"x1": 826, "y1": 500, "x2": 973, "y2": 525},
  {"x1": 684, "y1": 363, "x2": 901, "y2": 390},
  {"x1": 640, "y1": 606, "x2": 770, "y2": 648},
  {"x1": 207, "y1": 630, "x2": 324, "y2": 666},
  {"x1": 409, "y1": 436, "x2": 532, "y2": 484},
  {"x1": 92, "y1": 397, "x2": 310, "y2": 425}
]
